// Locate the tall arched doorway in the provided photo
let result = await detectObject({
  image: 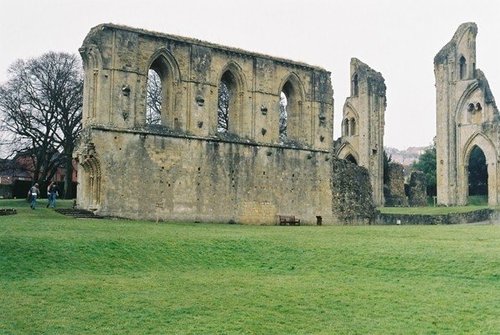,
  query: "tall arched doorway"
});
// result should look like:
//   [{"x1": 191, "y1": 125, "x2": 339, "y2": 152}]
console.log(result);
[{"x1": 468, "y1": 145, "x2": 488, "y2": 201}]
